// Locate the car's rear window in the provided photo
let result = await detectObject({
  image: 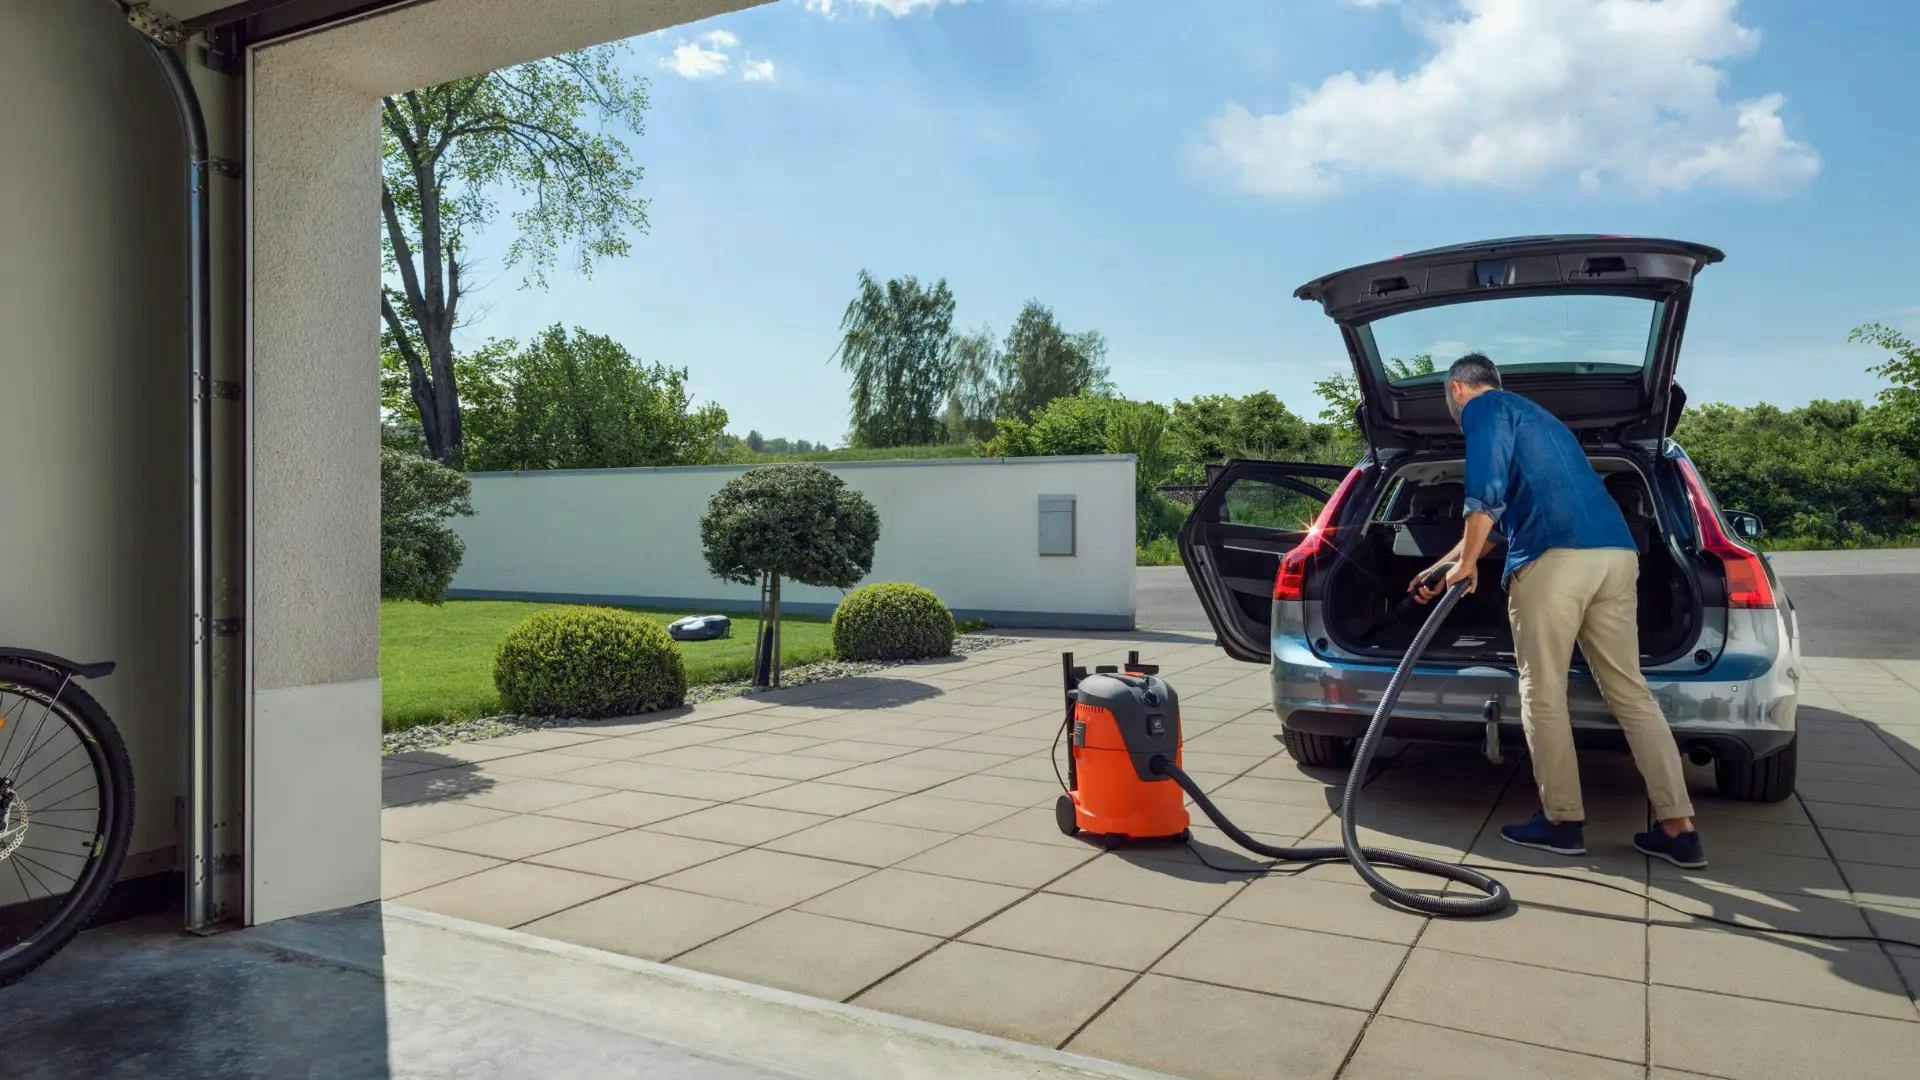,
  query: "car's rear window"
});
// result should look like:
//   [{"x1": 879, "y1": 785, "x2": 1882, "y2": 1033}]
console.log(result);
[{"x1": 1357, "y1": 293, "x2": 1665, "y2": 386}]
